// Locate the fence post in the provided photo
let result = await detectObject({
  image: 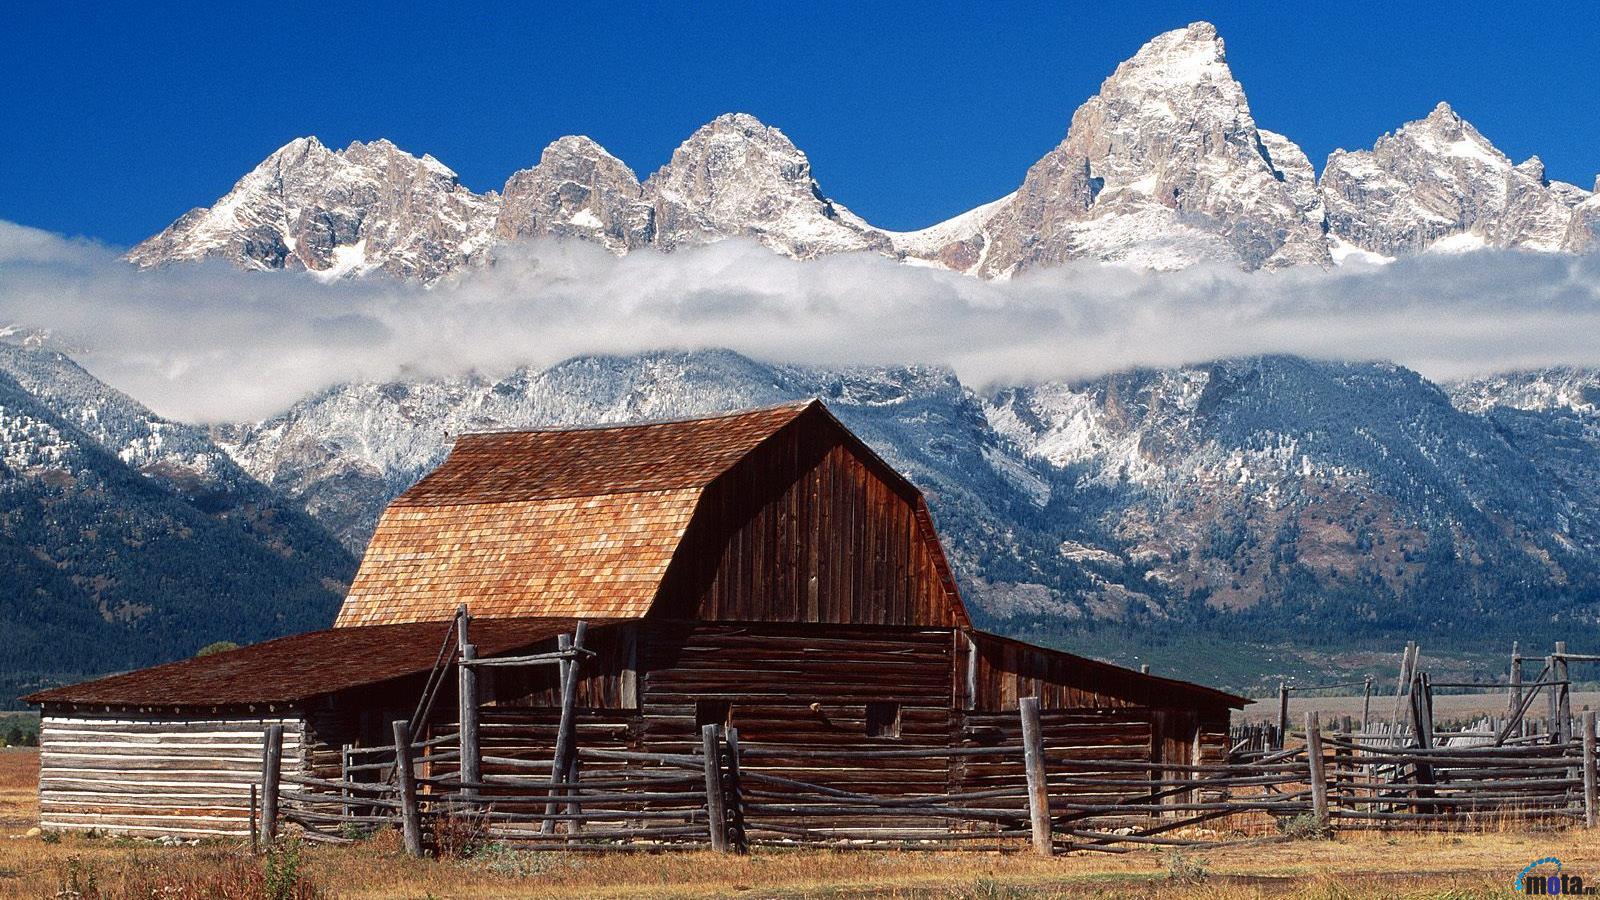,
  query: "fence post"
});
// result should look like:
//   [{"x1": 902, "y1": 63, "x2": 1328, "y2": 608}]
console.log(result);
[
  {"x1": 458, "y1": 642, "x2": 481, "y2": 803},
  {"x1": 1547, "y1": 655, "x2": 1560, "y2": 741},
  {"x1": 1392, "y1": 642, "x2": 1419, "y2": 725},
  {"x1": 392, "y1": 719, "x2": 423, "y2": 858},
  {"x1": 544, "y1": 622, "x2": 588, "y2": 834},
  {"x1": 1556, "y1": 642, "x2": 1573, "y2": 744},
  {"x1": 1584, "y1": 710, "x2": 1597, "y2": 828},
  {"x1": 249, "y1": 782, "x2": 258, "y2": 853},
  {"x1": 1306, "y1": 712, "x2": 1329, "y2": 826},
  {"x1": 1361, "y1": 676, "x2": 1372, "y2": 733},
  {"x1": 259, "y1": 723, "x2": 283, "y2": 846},
  {"x1": 566, "y1": 757, "x2": 583, "y2": 839},
  {"x1": 701, "y1": 723, "x2": 729, "y2": 852},
  {"x1": 1019, "y1": 696, "x2": 1053, "y2": 857},
  {"x1": 1276, "y1": 682, "x2": 1289, "y2": 751},
  {"x1": 1509, "y1": 641, "x2": 1522, "y2": 719},
  {"x1": 724, "y1": 726, "x2": 748, "y2": 853}
]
